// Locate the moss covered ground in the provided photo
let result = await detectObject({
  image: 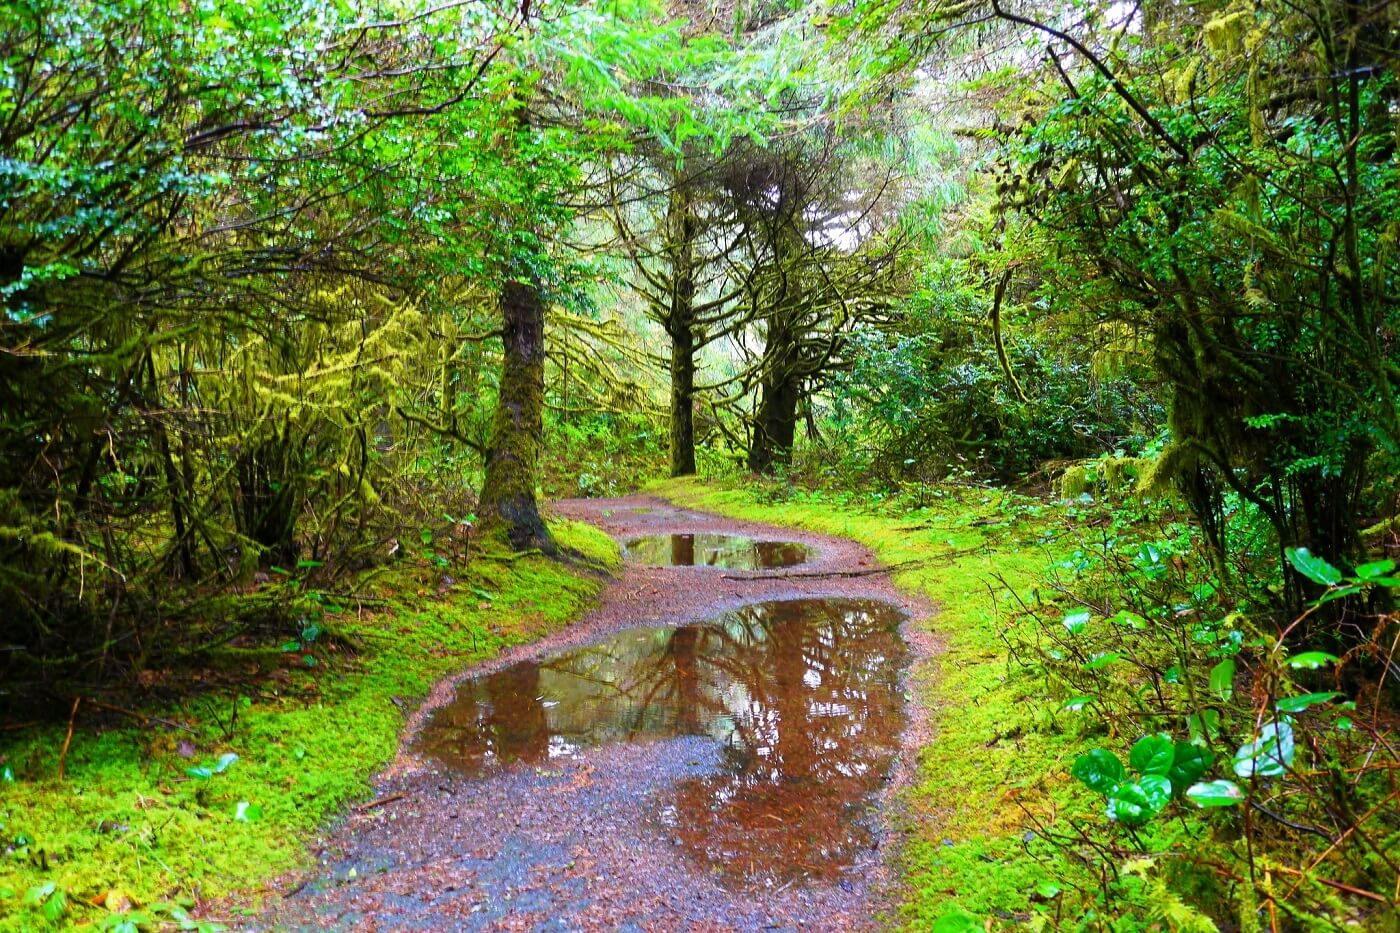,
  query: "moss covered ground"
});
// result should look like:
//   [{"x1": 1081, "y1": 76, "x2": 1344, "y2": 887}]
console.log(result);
[
  {"x1": 0, "y1": 519, "x2": 618, "y2": 931},
  {"x1": 654, "y1": 477, "x2": 1094, "y2": 928}
]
